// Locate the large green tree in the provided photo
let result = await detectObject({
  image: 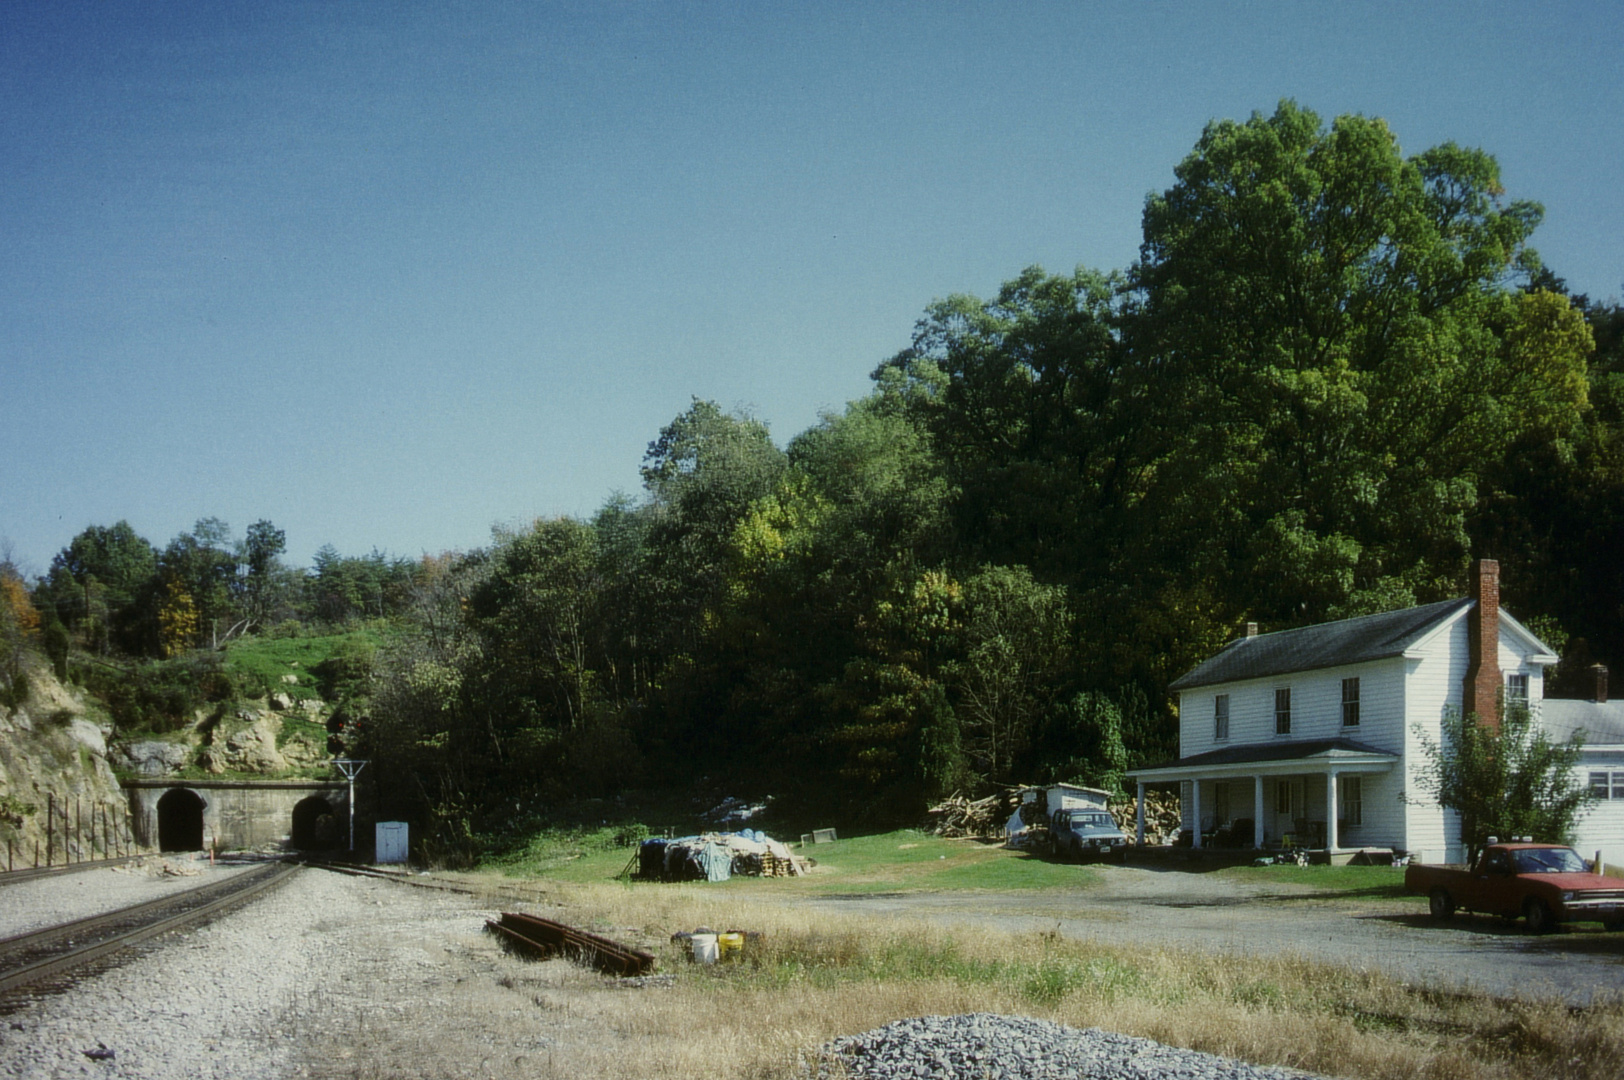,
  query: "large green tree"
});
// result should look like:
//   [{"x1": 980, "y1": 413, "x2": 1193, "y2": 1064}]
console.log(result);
[
  {"x1": 41, "y1": 521, "x2": 158, "y2": 653},
  {"x1": 1118, "y1": 103, "x2": 1588, "y2": 635},
  {"x1": 639, "y1": 399, "x2": 787, "y2": 666}
]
